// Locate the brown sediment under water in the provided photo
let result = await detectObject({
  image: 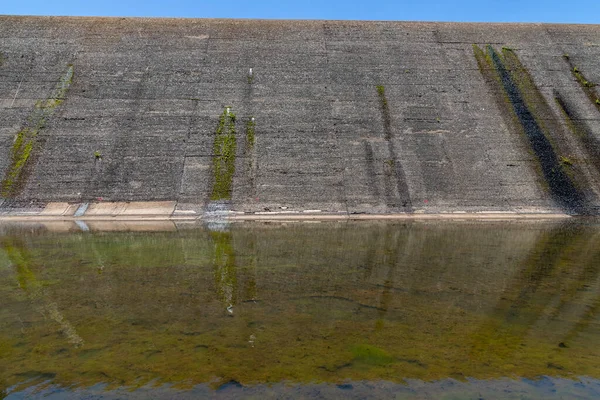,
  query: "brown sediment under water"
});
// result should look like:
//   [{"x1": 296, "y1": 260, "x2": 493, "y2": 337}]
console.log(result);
[{"x1": 1, "y1": 220, "x2": 600, "y2": 399}]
